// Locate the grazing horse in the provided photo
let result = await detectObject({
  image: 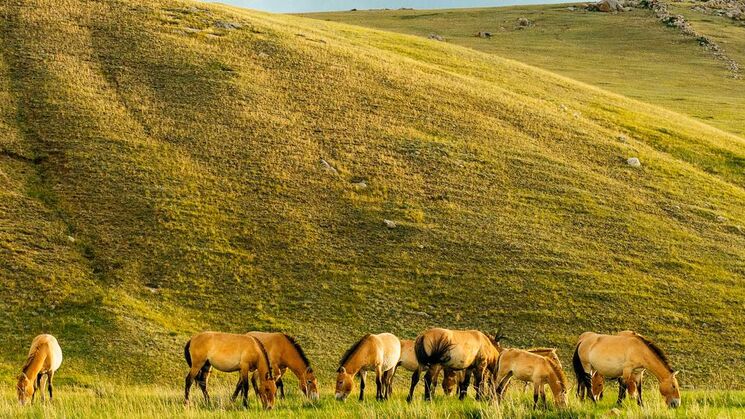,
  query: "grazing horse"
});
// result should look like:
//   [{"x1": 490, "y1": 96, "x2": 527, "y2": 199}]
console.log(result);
[
  {"x1": 573, "y1": 331, "x2": 680, "y2": 408},
  {"x1": 227, "y1": 332, "x2": 318, "y2": 401},
  {"x1": 16, "y1": 334, "x2": 62, "y2": 405},
  {"x1": 400, "y1": 339, "x2": 446, "y2": 402},
  {"x1": 414, "y1": 328, "x2": 501, "y2": 401},
  {"x1": 335, "y1": 333, "x2": 401, "y2": 401},
  {"x1": 184, "y1": 332, "x2": 277, "y2": 409},
  {"x1": 494, "y1": 348, "x2": 568, "y2": 409},
  {"x1": 576, "y1": 331, "x2": 642, "y2": 404}
]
